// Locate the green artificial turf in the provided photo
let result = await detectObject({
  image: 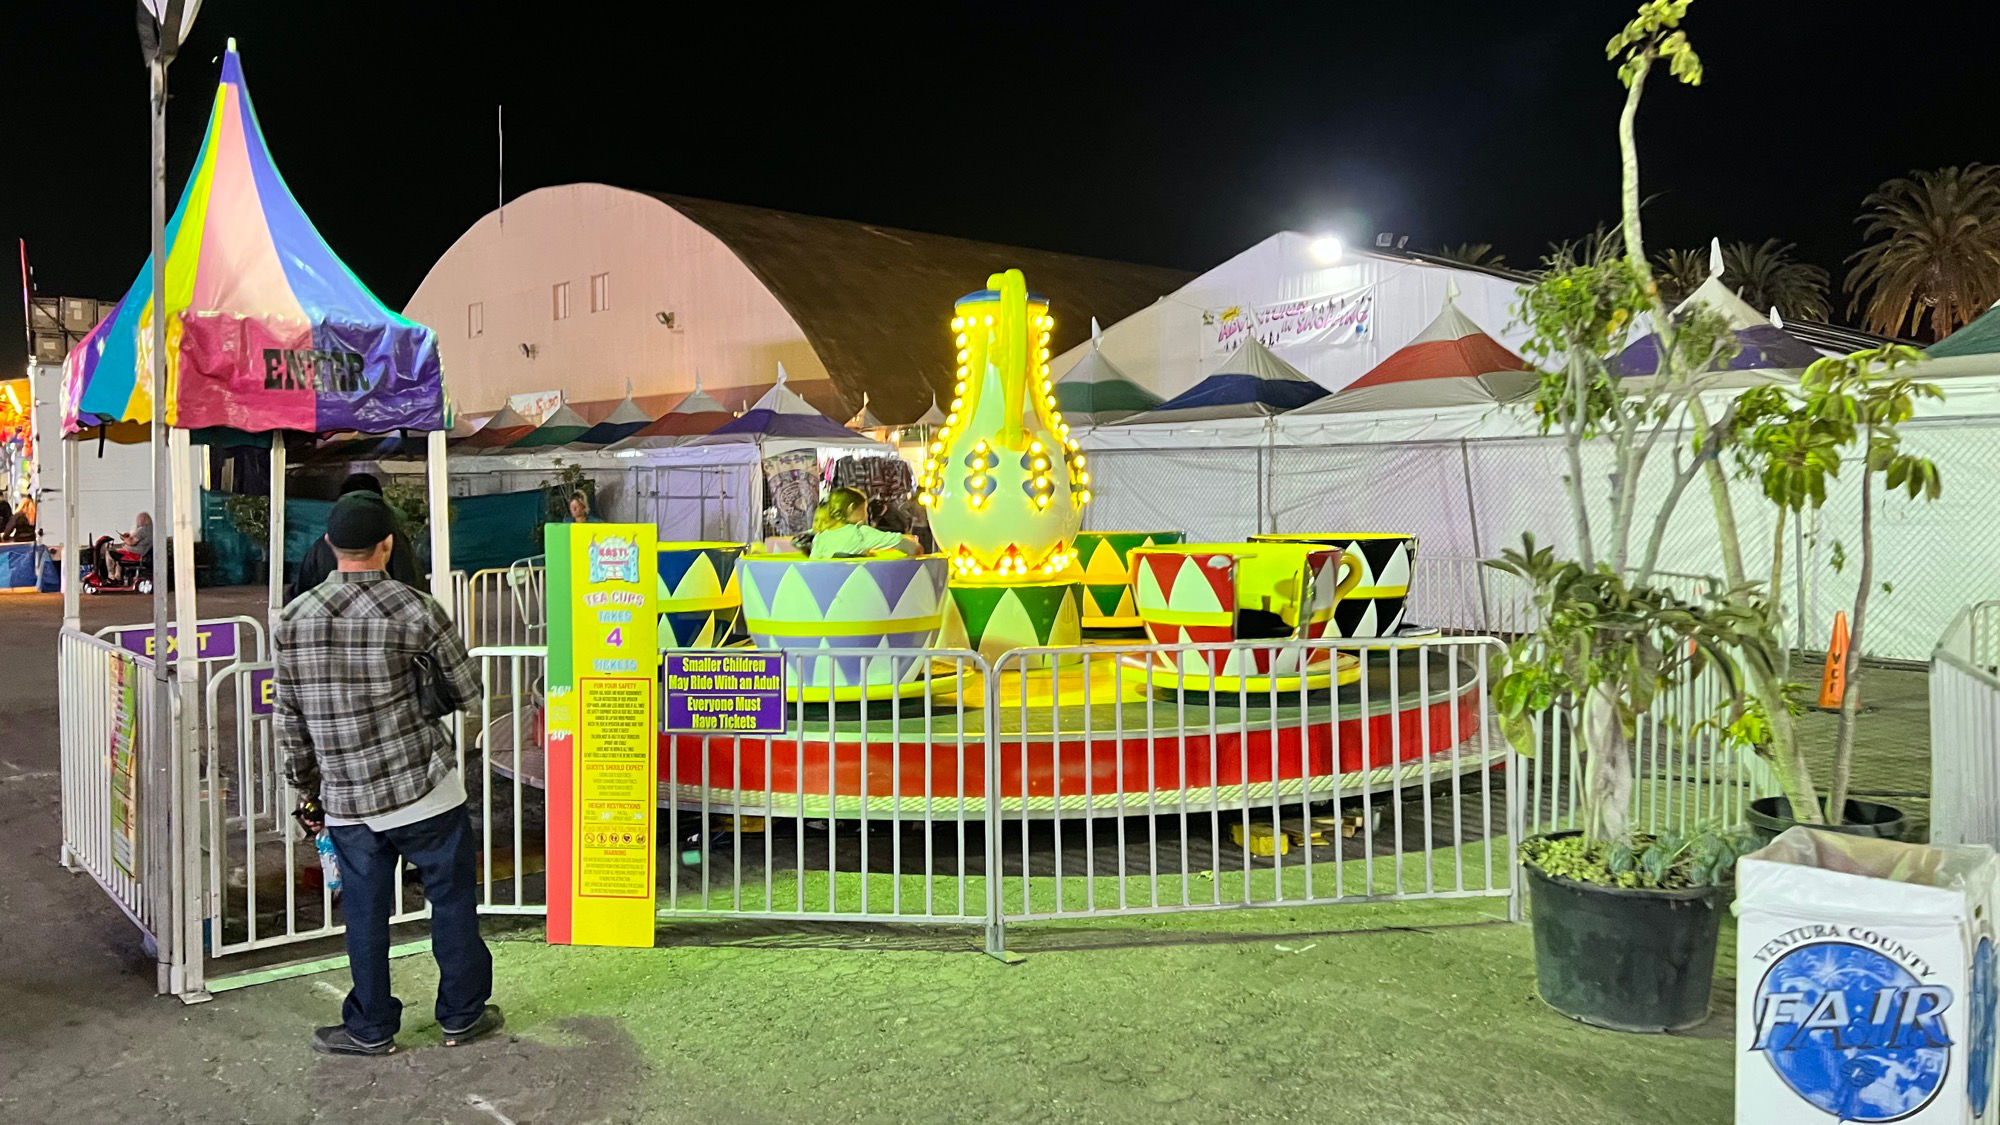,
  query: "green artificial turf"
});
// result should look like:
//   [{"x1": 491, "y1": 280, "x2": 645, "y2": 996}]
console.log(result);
[{"x1": 342, "y1": 839, "x2": 1737, "y2": 1123}]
